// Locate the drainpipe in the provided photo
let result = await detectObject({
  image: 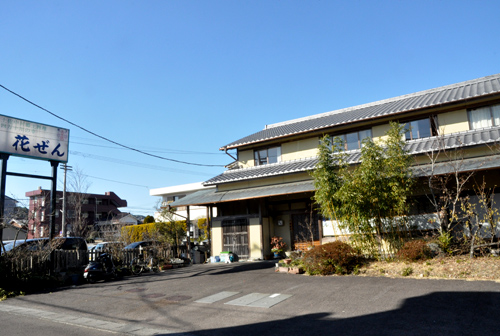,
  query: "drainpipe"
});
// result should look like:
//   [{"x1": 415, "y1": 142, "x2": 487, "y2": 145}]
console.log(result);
[{"x1": 223, "y1": 146, "x2": 237, "y2": 161}]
